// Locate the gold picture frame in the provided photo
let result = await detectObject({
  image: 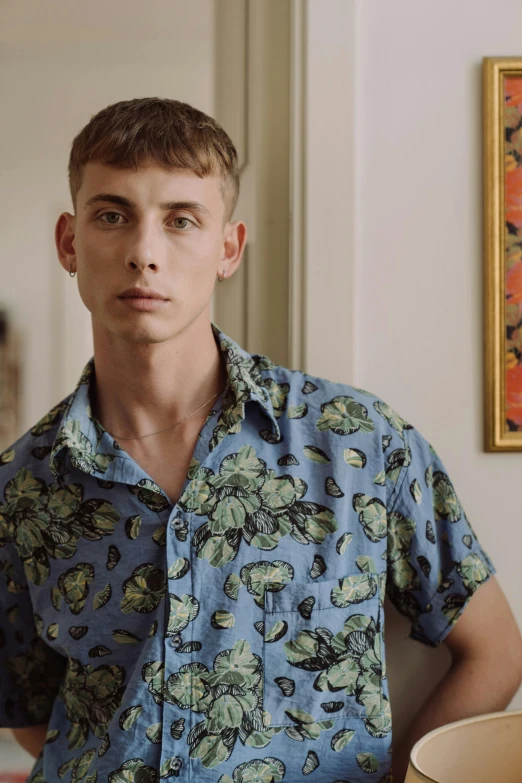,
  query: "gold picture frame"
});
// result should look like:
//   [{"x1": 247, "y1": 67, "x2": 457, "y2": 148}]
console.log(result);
[{"x1": 484, "y1": 57, "x2": 522, "y2": 450}]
